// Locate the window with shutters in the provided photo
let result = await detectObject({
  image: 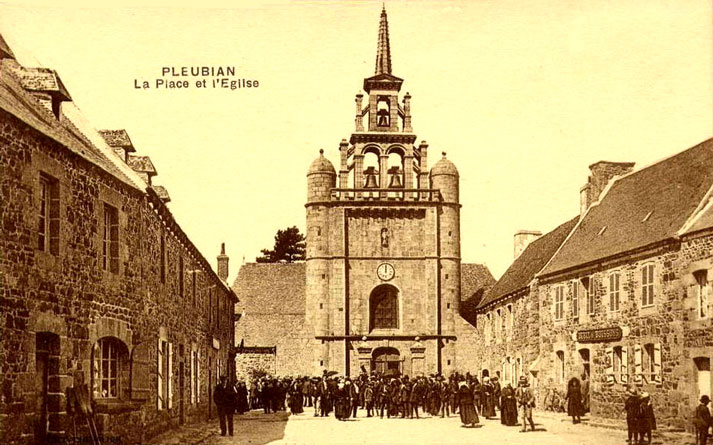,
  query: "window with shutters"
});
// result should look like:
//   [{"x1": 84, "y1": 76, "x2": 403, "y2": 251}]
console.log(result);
[
  {"x1": 695, "y1": 270, "x2": 709, "y2": 320},
  {"x1": 641, "y1": 264, "x2": 655, "y2": 307},
  {"x1": 102, "y1": 203, "x2": 119, "y2": 274},
  {"x1": 613, "y1": 346, "x2": 622, "y2": 380},
  {"x1": 130, "y1": 342, "x2": 151, "y2": 401},
  {"x1": 157, "y1": 338, "x2": 172, "y2": 410},
  {"x1": 584, "y1": 277, "x2": 595, "y2": 315},
  {"x1": 638, "y1": 342, "x2": 662, "y2": 384},
  {"x1": 38, "y1": 173, "x2": 60, "y2": 255},
  {"x1": 609, "y1": 272, "x2": 621, "y2": 313},
  {"x1": 556, "y1": 350, "x2": 565, "y2": 384},
  {"x1": 644, "y1": 343, "x2": 657, "y2": 383},
  {"x1": 92, "y1": 337, "x2": 128, "y2": 399},
  {"x1": 572, "y1": 280, "x2": 580, "y2": 319},
  {"x1": 554, "y1": 286, "x2": 564, "y2": 320}
]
